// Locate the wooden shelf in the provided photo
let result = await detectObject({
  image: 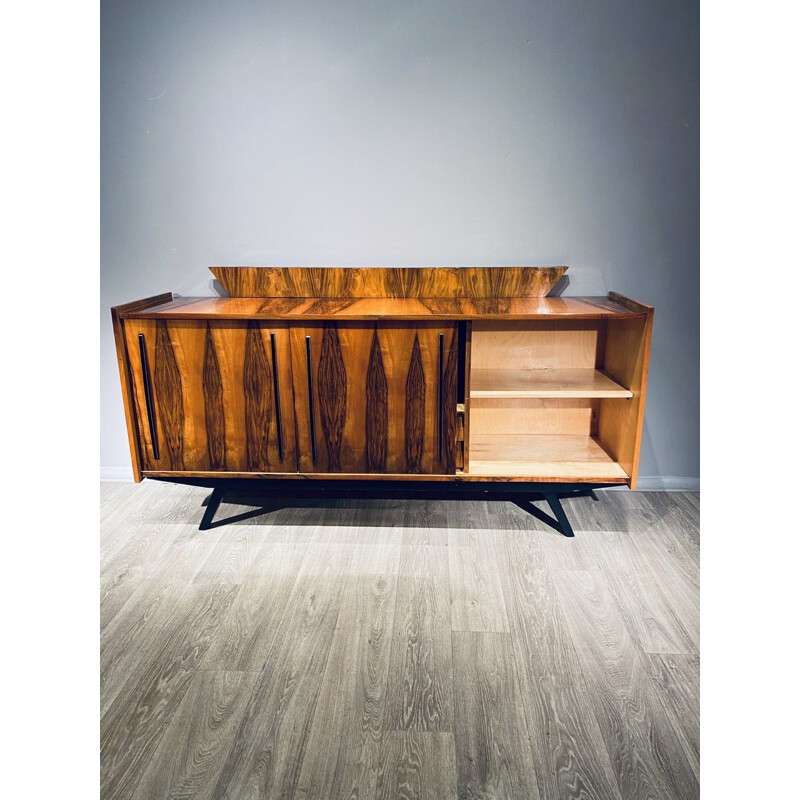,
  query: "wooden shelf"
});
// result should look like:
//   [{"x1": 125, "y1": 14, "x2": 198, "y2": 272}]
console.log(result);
[
  {"x1": 470, "y1": 368, "x2": 632, "y2": 399},
  {"x1": 468, "y1": 434, "x2": 629, "y2": 482}
]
